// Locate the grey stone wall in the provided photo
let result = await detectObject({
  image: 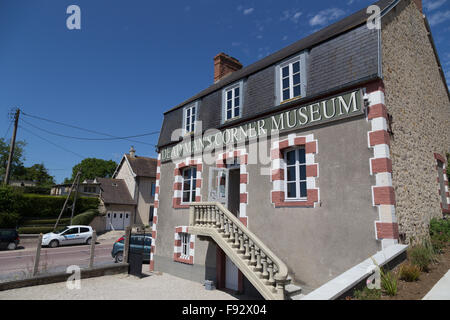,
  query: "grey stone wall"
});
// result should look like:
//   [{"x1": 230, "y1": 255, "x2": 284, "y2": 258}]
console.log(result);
[{"x1": 381, "y1": 0, "x2": 450, "y2": 243}]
